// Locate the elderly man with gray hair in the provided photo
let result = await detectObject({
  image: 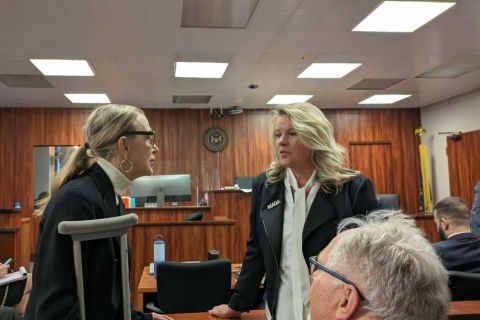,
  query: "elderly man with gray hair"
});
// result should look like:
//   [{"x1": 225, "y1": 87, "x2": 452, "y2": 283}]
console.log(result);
[{"x1": 309, "y1": 210, "x2": 450, "y2": 320}]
